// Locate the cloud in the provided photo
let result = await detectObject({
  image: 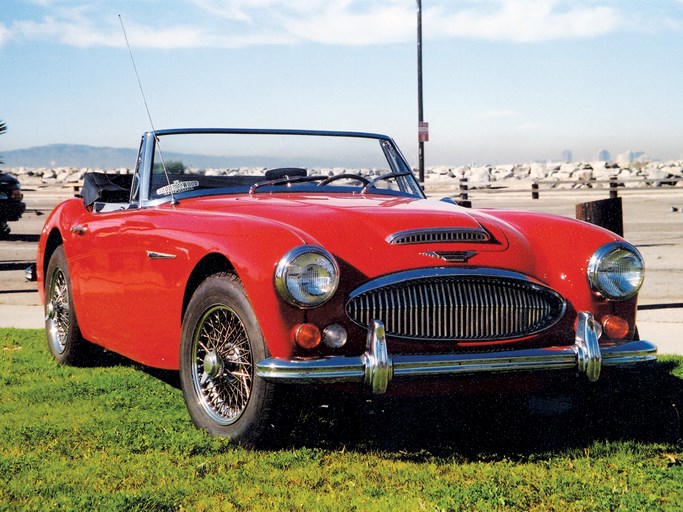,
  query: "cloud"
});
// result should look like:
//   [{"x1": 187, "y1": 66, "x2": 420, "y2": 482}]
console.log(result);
[
  {"x1": 280, "y1": 3, "x2": 414, "y2": 45},
  {"x1": 7, "y1": 4, "x2": 124, "y2": 48},
  {"x1": 185, "y1": 0, "x2": 414, "y2": 46},
  {"x1": 188, "y1": 0, "x2": 331, "y2": 23},
  {"x1": 3, "y1": 1, "x2": 303, "y2": 49},
  {"x1": 427, "y1": 0, "x2": 622, "y2": 43},
  {"x1": 12, "y1": 18, "x2": 115, "y2": 48},
  {"x1": 0, "y1": 24, "x2": 10, "y2": 47},
  {"x1": 0, "y1": 0, "x2": 664, "y2": 50},
  {"x1": 186, "y1": 0, "x2": 625, "y2": 45}
]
